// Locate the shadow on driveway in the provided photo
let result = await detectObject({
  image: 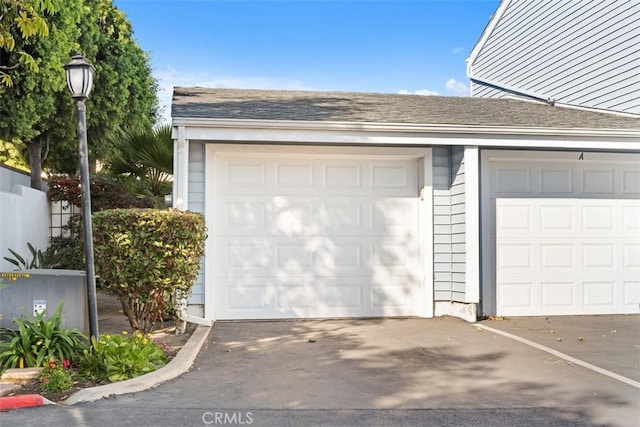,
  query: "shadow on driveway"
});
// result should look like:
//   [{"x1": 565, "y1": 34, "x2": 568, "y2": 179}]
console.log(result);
[{"x1": 102, "y1": 317, "x2": 640, "y2": 426}]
